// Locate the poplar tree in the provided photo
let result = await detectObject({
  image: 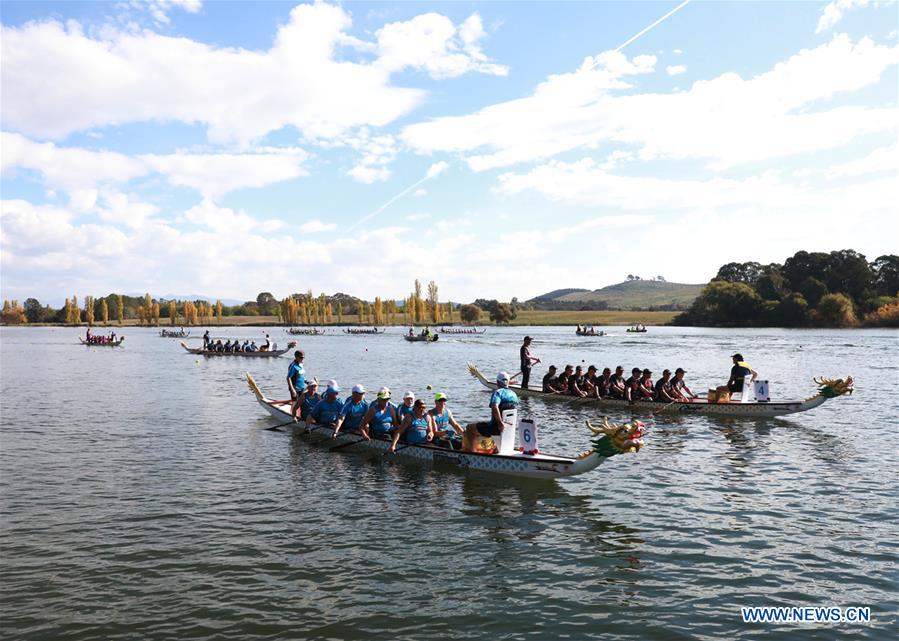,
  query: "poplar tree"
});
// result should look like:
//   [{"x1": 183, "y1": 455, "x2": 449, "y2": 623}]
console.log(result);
[
  {"x1": 168, "y1": 300, "x2": 177, "y2": 325},
  {"x1": 117, "y1": 294, "x2": 124, "y2": 325},
  {"x1": 336, "y1": 302, "x2": 343, "y2": 323},
  {"x1": 215, "y1": 300, "x2": 223, "y2": 324},
  {"x1": 101, "y1": 298, "x2": 109, "y2": 325},
  {"x1": 84, "y1": 296, "x2": 94, "y2": 326}
]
